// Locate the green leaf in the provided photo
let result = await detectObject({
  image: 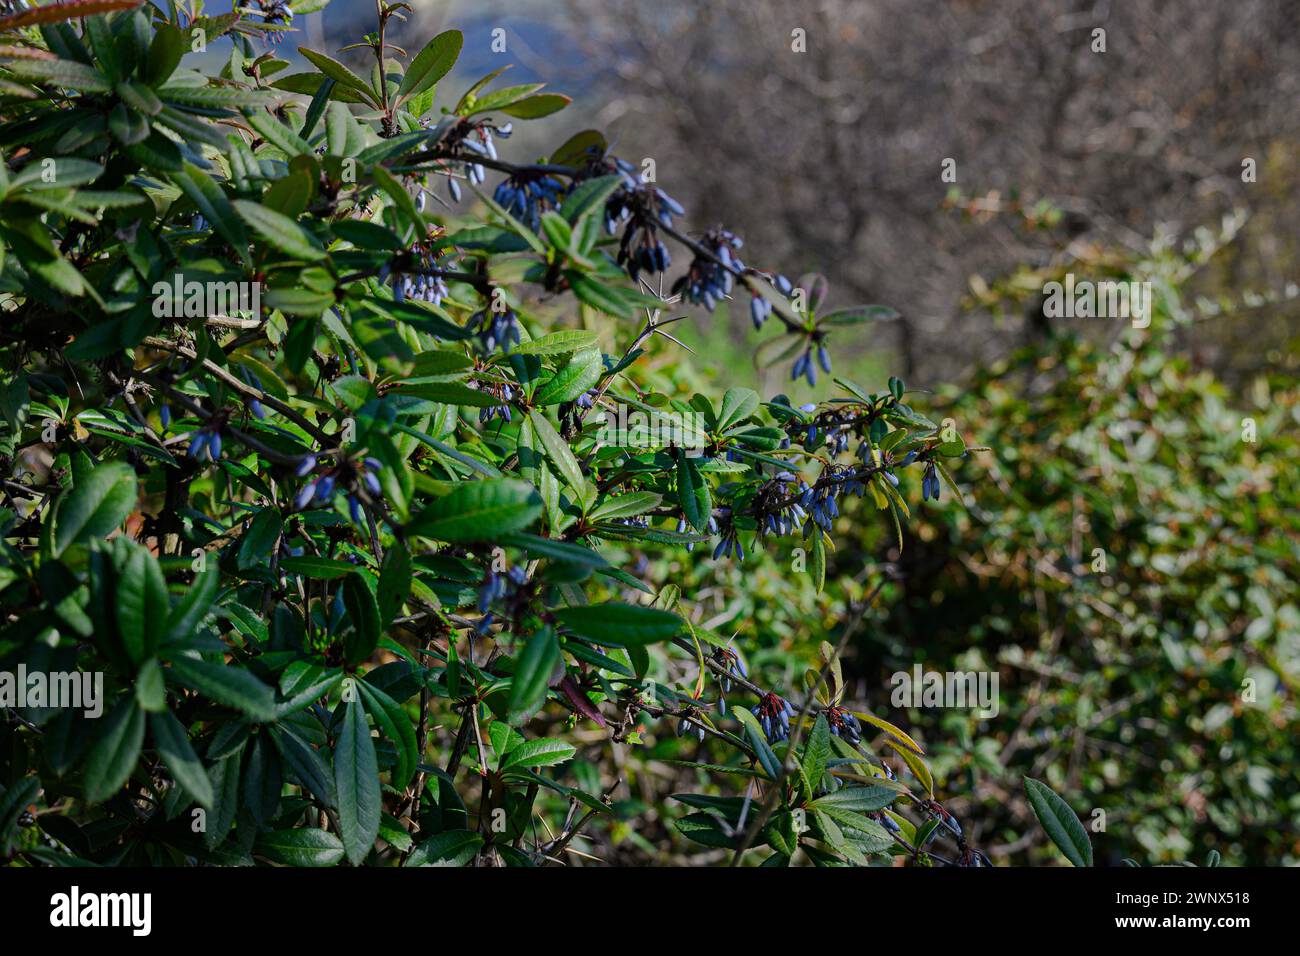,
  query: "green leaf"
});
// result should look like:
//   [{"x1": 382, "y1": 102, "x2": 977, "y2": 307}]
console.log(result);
[
  {"x1": 165, "y1": 566, "x2": 219, "y2": 644},
  {"x1": 497, "y1": 92, "x2": 571, "y2": 118},
  {"x1": 134, "y1": 658, "x2": 166, "y2": 712},
  {"x1": 83, "y1": 696, "x2": 144, "y2": 804},
  {"x1": 166, "y1": 655, "x2": 276, "y2": 722},
  {"x1": 255, "y1": 828, "x2": 345, "y2": 866},
  {"x1": 561, "y1": 174, "x2": 622, "y2": 224},
  {"x1": 532, "y1": 348, "x2": 603, "y2": 405},
  {"x1": 404, "y1": 829, "x2": 482, "y2": 866},
  {"x1": 498, "y1": 532, "x2": 608, "y2": 568},
  {"x1": 802, "y1": 715, "x2": 831, "y2": 792},
  {"x1": 500, "y1": 738, "x2": 576, "y2": 771},
  {"x1": 297, "y1": 47, "x2": 374, "y2": 100},
  {"x1": 173, "y1": 162, "x2": 250, "y2": 268},
  {"x1": 733, "y1": 708, "x2": 781, "y2": 779},
  {"x1": 115, "y1": 541, "x2": 167, "y2": 666},
  {"x1": 397, "y1": 29, "x2": 462, "y2": 103},
  {"x1": 552, "y1": 602, "x2": 682, "y2": 647},
  {"x1": 272, "y1": 724, "x2": 336, "y2": 808},
  {"x1": 675, "y1": 812, "x2": 739, "y2": 849},
  {"x1": 810, "y1": 530, "x2": 826, "y2": 594},
  {"x1": 528, "y1": 410, "x2": 584, "y2": 492},
  {"x1": 149, "y1": 710, "x2": 214, "y2": 809},
  {"x1": 718, "y1": 387, "x2": 760, "y2": 430},
  {"x1": 407, "y1": 478, "x2": 542, "y2": 543},
  {"x1": 811, "y1": 785, "x2": 897, "y2": 813},
  {"x1": 676, "y1": 453, "x2": 711, "y2": 532},
  {"x1": 357, "y1": 678, "x2": 416, "y2": 788},
  {"x1": 513, "y1": 329, "x2": 599, "y2": 356},
  {"x1": 508, "y1": 627, "x2": 559, "y2": 726},
  {"x1": 0, "y1": 55, "x2": 110, "y2": 91},
  {"x1": 233, "y1": 199, "x2": 325, "y2": 261},
  {"x1": 52, "y1": 461, "x2": 137, "y2": 556},
  {"x1": 237, "y1": 508, "x2": 282, "y2": 570},
  {"x1": 335, "y1": 691, "x2": 381, "y2": 866},
  {"x1": 278, "y1": 556, "x2": 356, "y2": 579},
  {"x1": 1024, "y1": 777, "x2": 1093, "y2": 867},
  {"x1": 341, "y1": 572, "x2": 380, "y2": 667},
  {"x1": 0, "y1": 776, "x2": 39, "y2": 856},
  {"x1": 377, "y1": 543, "x2": 411, "y2": 628}
]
